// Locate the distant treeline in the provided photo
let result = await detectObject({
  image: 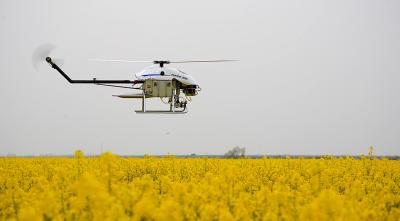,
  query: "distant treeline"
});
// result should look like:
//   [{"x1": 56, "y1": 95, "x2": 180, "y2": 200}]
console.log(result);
[
  {"x1": 2, "y1": 154, "x2": 399, "y2": 160},
  {"x1": 158, "y1": 155, "x2": 400, "y2": 160}
]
